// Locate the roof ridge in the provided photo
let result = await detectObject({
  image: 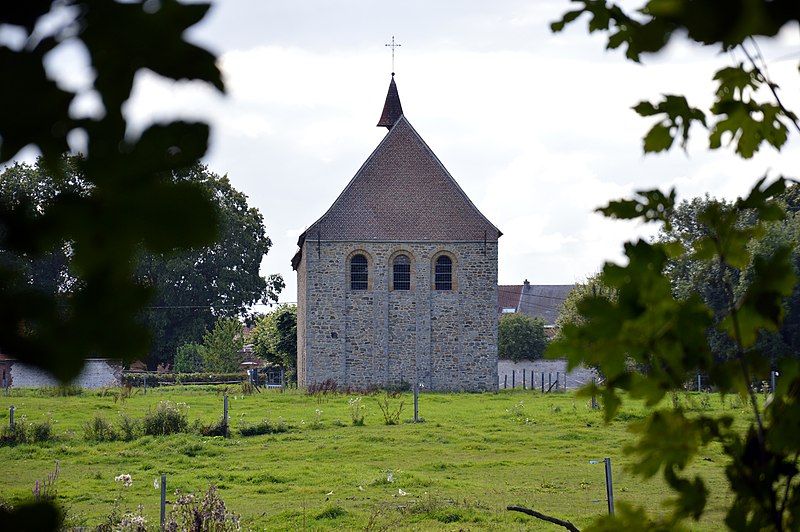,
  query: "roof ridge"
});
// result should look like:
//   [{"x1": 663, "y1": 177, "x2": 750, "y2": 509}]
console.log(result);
[{"x1": 399, "y1": 118, "x2": 502, "y2": 238}]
